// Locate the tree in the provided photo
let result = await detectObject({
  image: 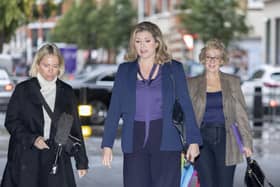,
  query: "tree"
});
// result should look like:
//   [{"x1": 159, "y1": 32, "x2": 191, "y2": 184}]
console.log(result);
[
  {"x1": 0, "y1": 0, "x2": 57, "y2": 52},
  {"x1": 50, "y1": 1, "x2": 96, "y2": 49},
  {"x1": 0, "y1": 0, "x2": 32, "y2": 52},
  {"x1": 50, "y1": 0, "x2": 136, "y2": 63},
  {"x1": 180, "y1": 0, "x2": 250, "y2": 46}
]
